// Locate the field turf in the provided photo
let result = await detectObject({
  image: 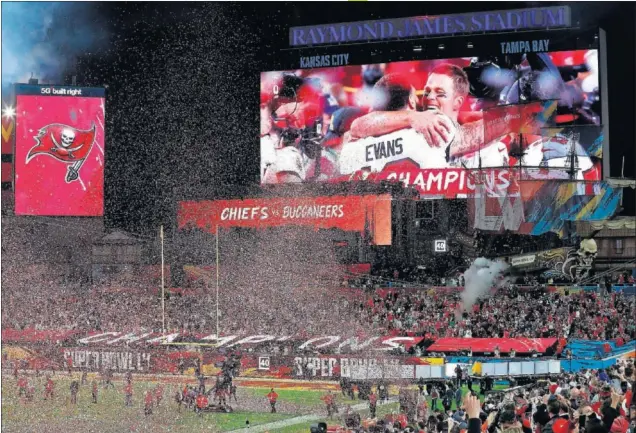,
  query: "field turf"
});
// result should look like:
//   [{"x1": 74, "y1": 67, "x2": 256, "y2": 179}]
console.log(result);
[{"x1": 1, "y1": 373, "x2": 506, "y2": 433}]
